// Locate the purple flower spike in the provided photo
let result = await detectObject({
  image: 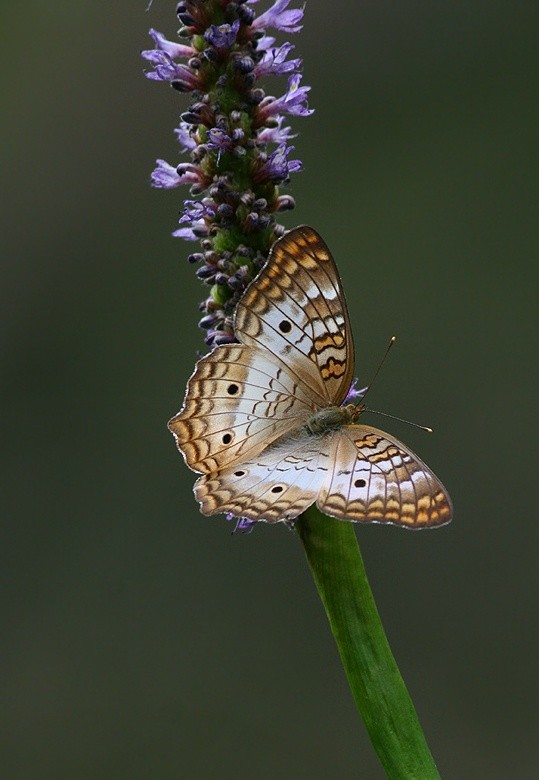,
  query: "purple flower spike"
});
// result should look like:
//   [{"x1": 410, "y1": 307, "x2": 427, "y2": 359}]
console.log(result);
[
  {"x1": 143, "y1": 0, "x2": 311, "y2": 349},
  {"x1": 256, "y1": 116, "x2": 296, "y2": 145},
  {"x1": 174, "y1": 123, "x2": 197, "y2": 152},
  {"x1": 206, "y1": 128, "x2": 235, "y2": 152},
  {"x1": 147, "y1": 28, "x2": 194, "y2": 59},
  {"x1": 147, "y1": 0, "x2": 313, "y2": 531},
  {"x1": 251, "y1": 0, "x2": 305, "y2": 34},
  {"x1": 256, "y1": 34, "x2": 277, "y2": 51},
  {"x1": 343, "y1": 379, "x2": 369, "y2": 404},
  {"x1": 151, "y1": 160, "x2": 184, "y2": 189},
  {"x1": 257, "y1": 74, "x2": 313, "y2": 124},
  {"x1": 143, "y1": 51, "x2": 200, "y2": 90},
  {"x1": 255, "y1": 145, "x2": 302, "y2": 184},
  {"x1": 227, "y1": 513, "x2": 257, "y2": 534},
  {"x1": 151, "y1": 160, "x2": 206, "y2": 190},
  {"x1": 254, "y1": 43, "x2": 302, "y2": 77},
  {"x1": 179, "y1": 200, "x2": 216, "y2": 231},
  {"x1": 142, "y1": 50, "x2": 178, "y2": 81},
  {"x1": 172, "y1": 226, "x2": 201, "y2": 241},
  {"x1": 204, "y1": 20, "x2": 240, "y2": 49}
]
